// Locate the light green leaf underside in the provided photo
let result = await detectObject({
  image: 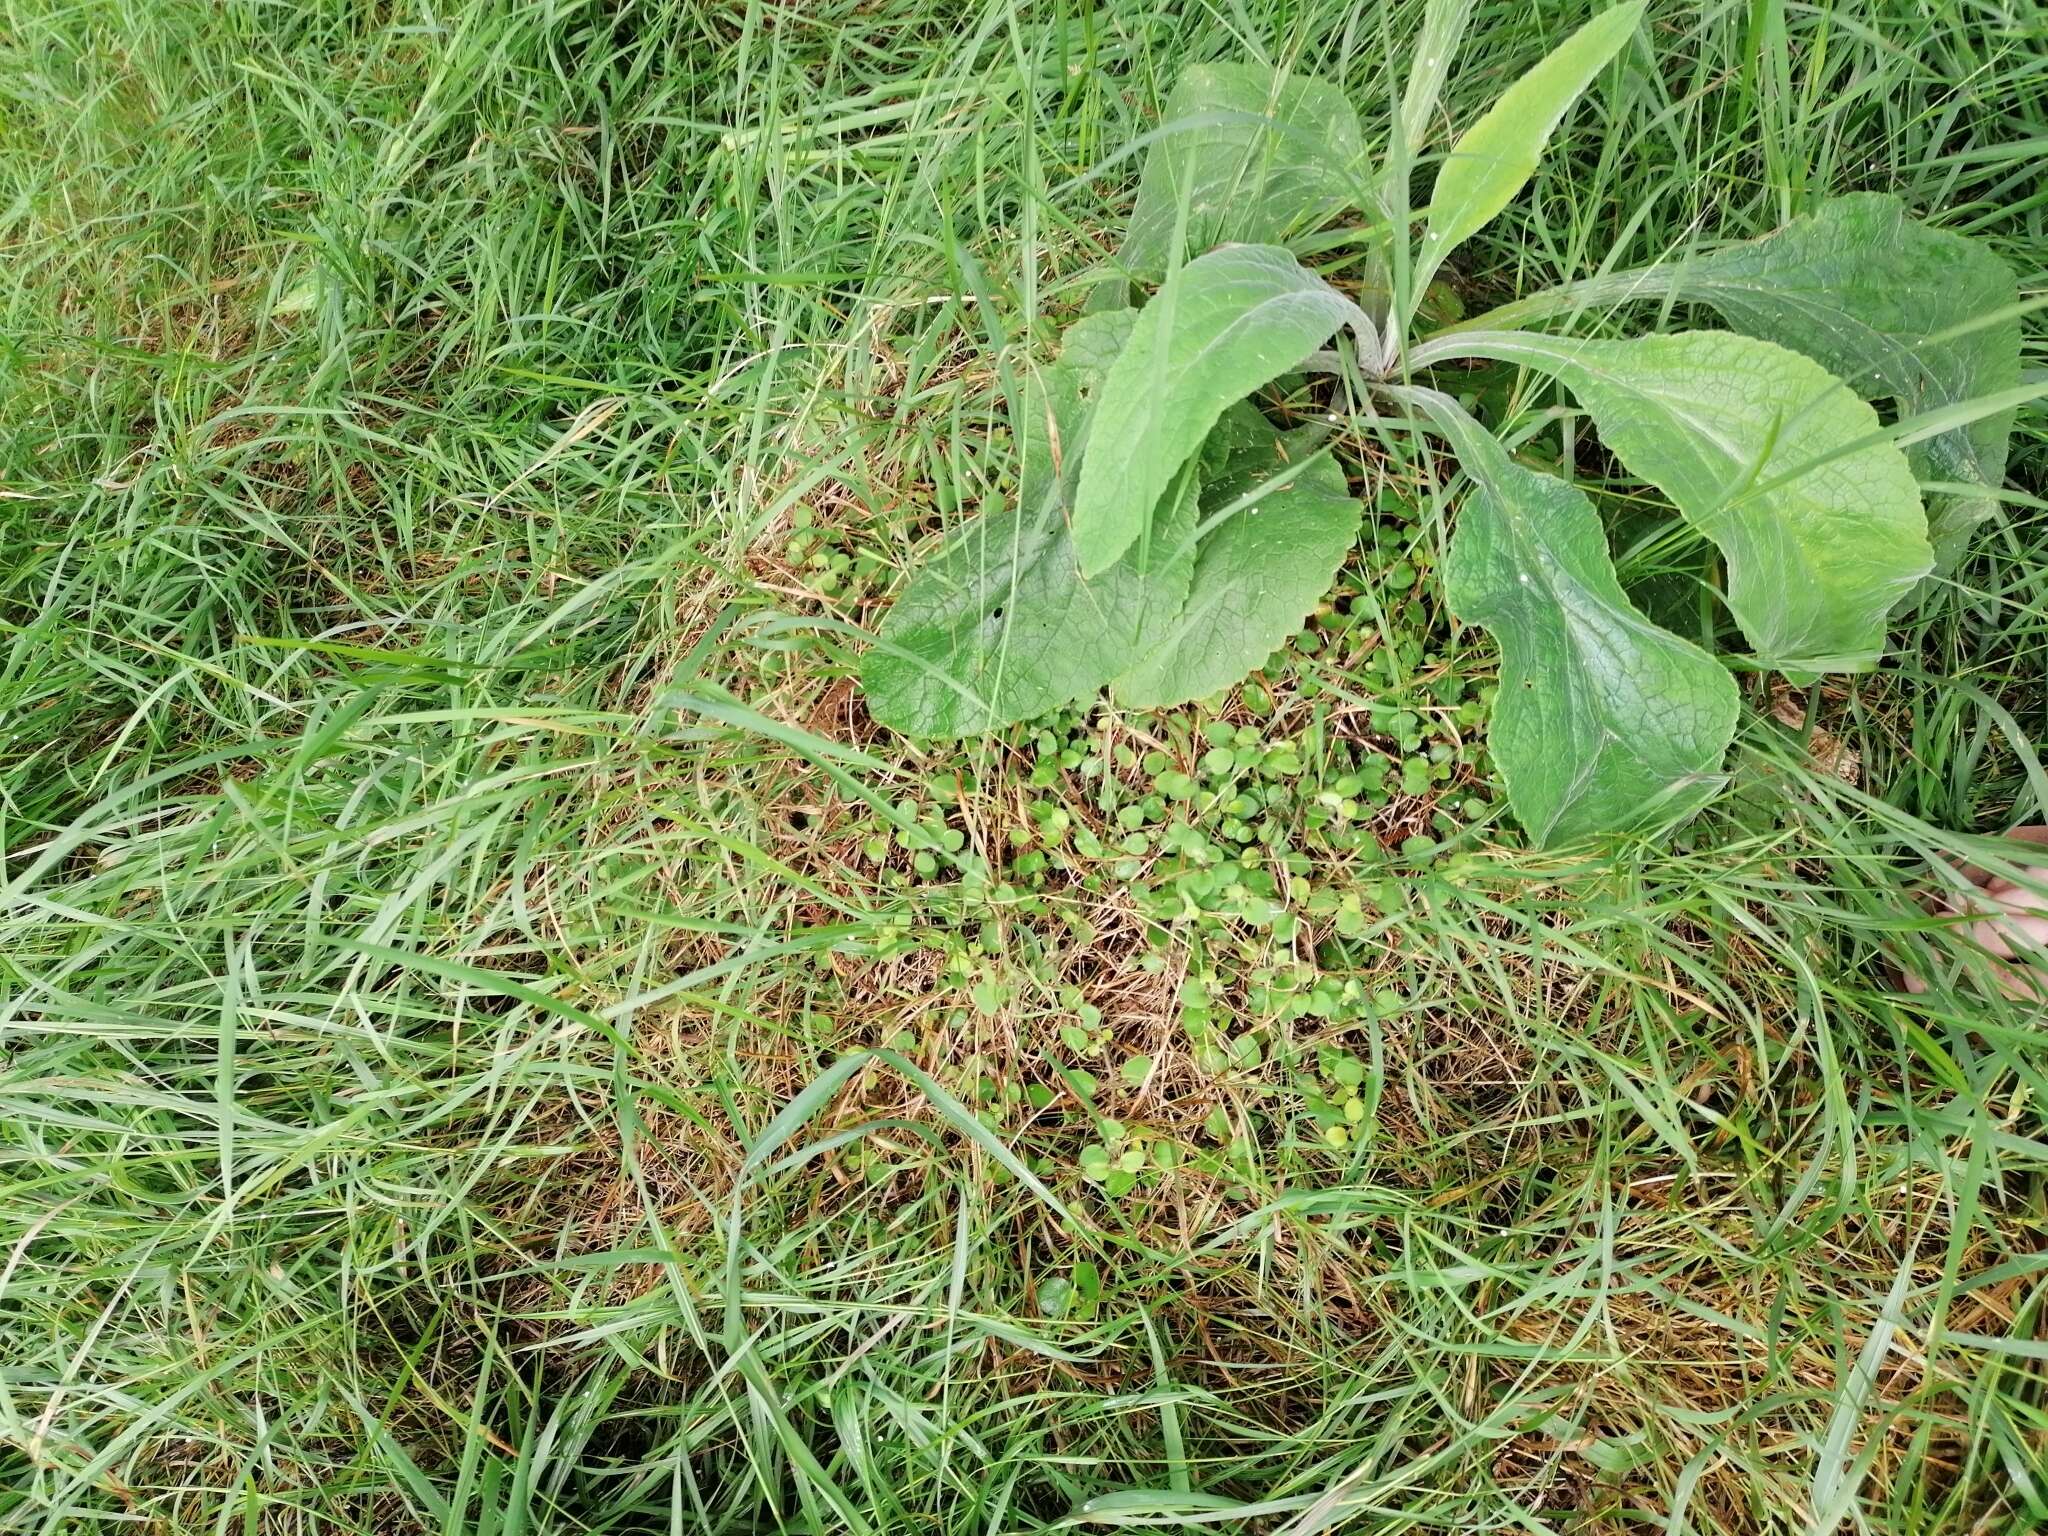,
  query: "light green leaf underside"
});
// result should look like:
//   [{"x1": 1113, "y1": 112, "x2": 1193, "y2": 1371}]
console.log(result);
[
  {"x1": 1460, "y1": 329, "x2": 1930, "y2": 671},
  {"x1": 1396, "y1": 0, "x2": 1477, "y2": 160},
  {"x1": 1074, "y1": 245, "x2": 1360, "y2": 578},
  {"x1": 1120, "y1": 63, "x2": 1364, "y2": 281},
  {"x1": 1428, "y1": 400, "x2": 1737, "y2": 846},
  {"x1": 862, "y1": 314, "x2": 1197, "y2": 736},
  {"x1": 1419, "y1": 0, "x2": 1643, "y2": 291},
  {"x1": 1673, "y1": 193, "x2": 2022, "y2": 574},
  {"x1": 1115, "y1": 409, "x2": 1361, "y2": 709},
  {"x1": 1198, "y1": 398, "x2": 1278, "y2": 479}
]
